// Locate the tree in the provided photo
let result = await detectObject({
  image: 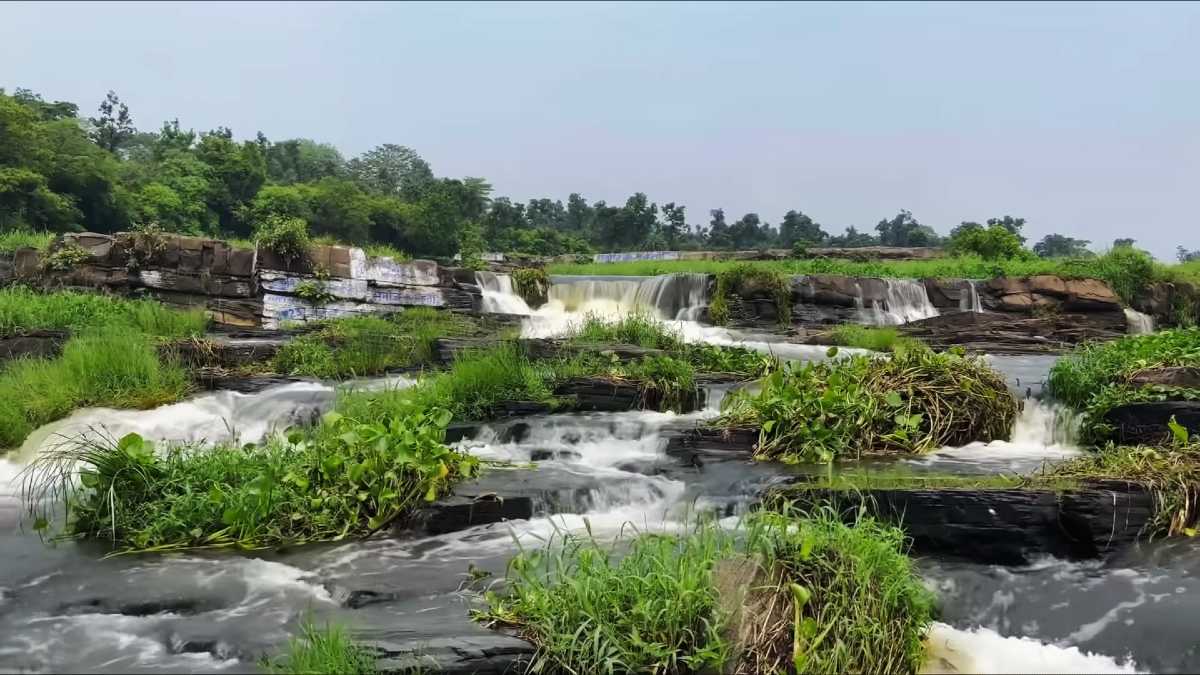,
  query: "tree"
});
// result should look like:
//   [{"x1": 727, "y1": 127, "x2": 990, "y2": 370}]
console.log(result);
[
  {"x1": 875, "y1": 210, "x2": 941, "y2": 247},
  {"x1": 194, "y1": 130, "x2": 267, "y2": 235},
  {"x1": 265, "y1": 138, "x2": 346, "y2": 184},
  {"x1": 986, "y1": 216, "x2": 1027, "y2": 244},
  {"x1": 729, "y1": 213, "x2": 773, "y2": 249},
  {"x1": 779, "y1": 210, "x2": 826, "y2": 247},
  {"x1": 1033, "y1": 234, "x2": 1092, "y2": 258},
  {"x1": 707, "y1": 208, "x2": 731, "y2": 249},
  {"x1": 660, "y1": 202, "x2": 686, "y2": 249},
  {"x1": 89, "y1": 91, "x2": 135, "y2": 153},
  {"x1": 593, "y1": 193, "x2": 656, "y2": 250},
  {"x1": 347, "y1": 144, "x2": 433, "y2": 199},
  {"x1": 0, "y1": 167, "x2": 81, "y2": 231},
  {"x1": 564, "y1": 193, "x2": 593, "y2": 234},
  {"x1": 9, "y1": 88, "x2": 78, "y2": 121},
  {"x1": 948, "y1": 223, "x2": 1026, "y2": 259},
  {"x1": 1113, "y1": 238, "x2": 1137, "y2": 249},
  {"x1": 1177, "y1": 246, "x2": 1200, "y2": 263},
  {"x1": 827, "y1": 226, "x2": 879, "y2": 248},
  {"x1": 526, "y1": 198, "x2": 566, "y2": 231},
  {"x1": 304, "y1": 178, "x2": 373, "y2": 243},
  {"x1": 481, "y1": 197, "x2": 528, "y2": 249}
]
